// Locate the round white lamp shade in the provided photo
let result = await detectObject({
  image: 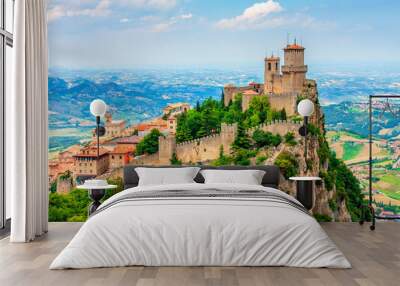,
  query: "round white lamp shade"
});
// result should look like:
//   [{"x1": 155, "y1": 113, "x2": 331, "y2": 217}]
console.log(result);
[
  {"x1": 297, "y1": 99, "x2": 315, "y2": 117},
  {"x1": 90, "y1": 99, "x2": 107, "y2": 117}
]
